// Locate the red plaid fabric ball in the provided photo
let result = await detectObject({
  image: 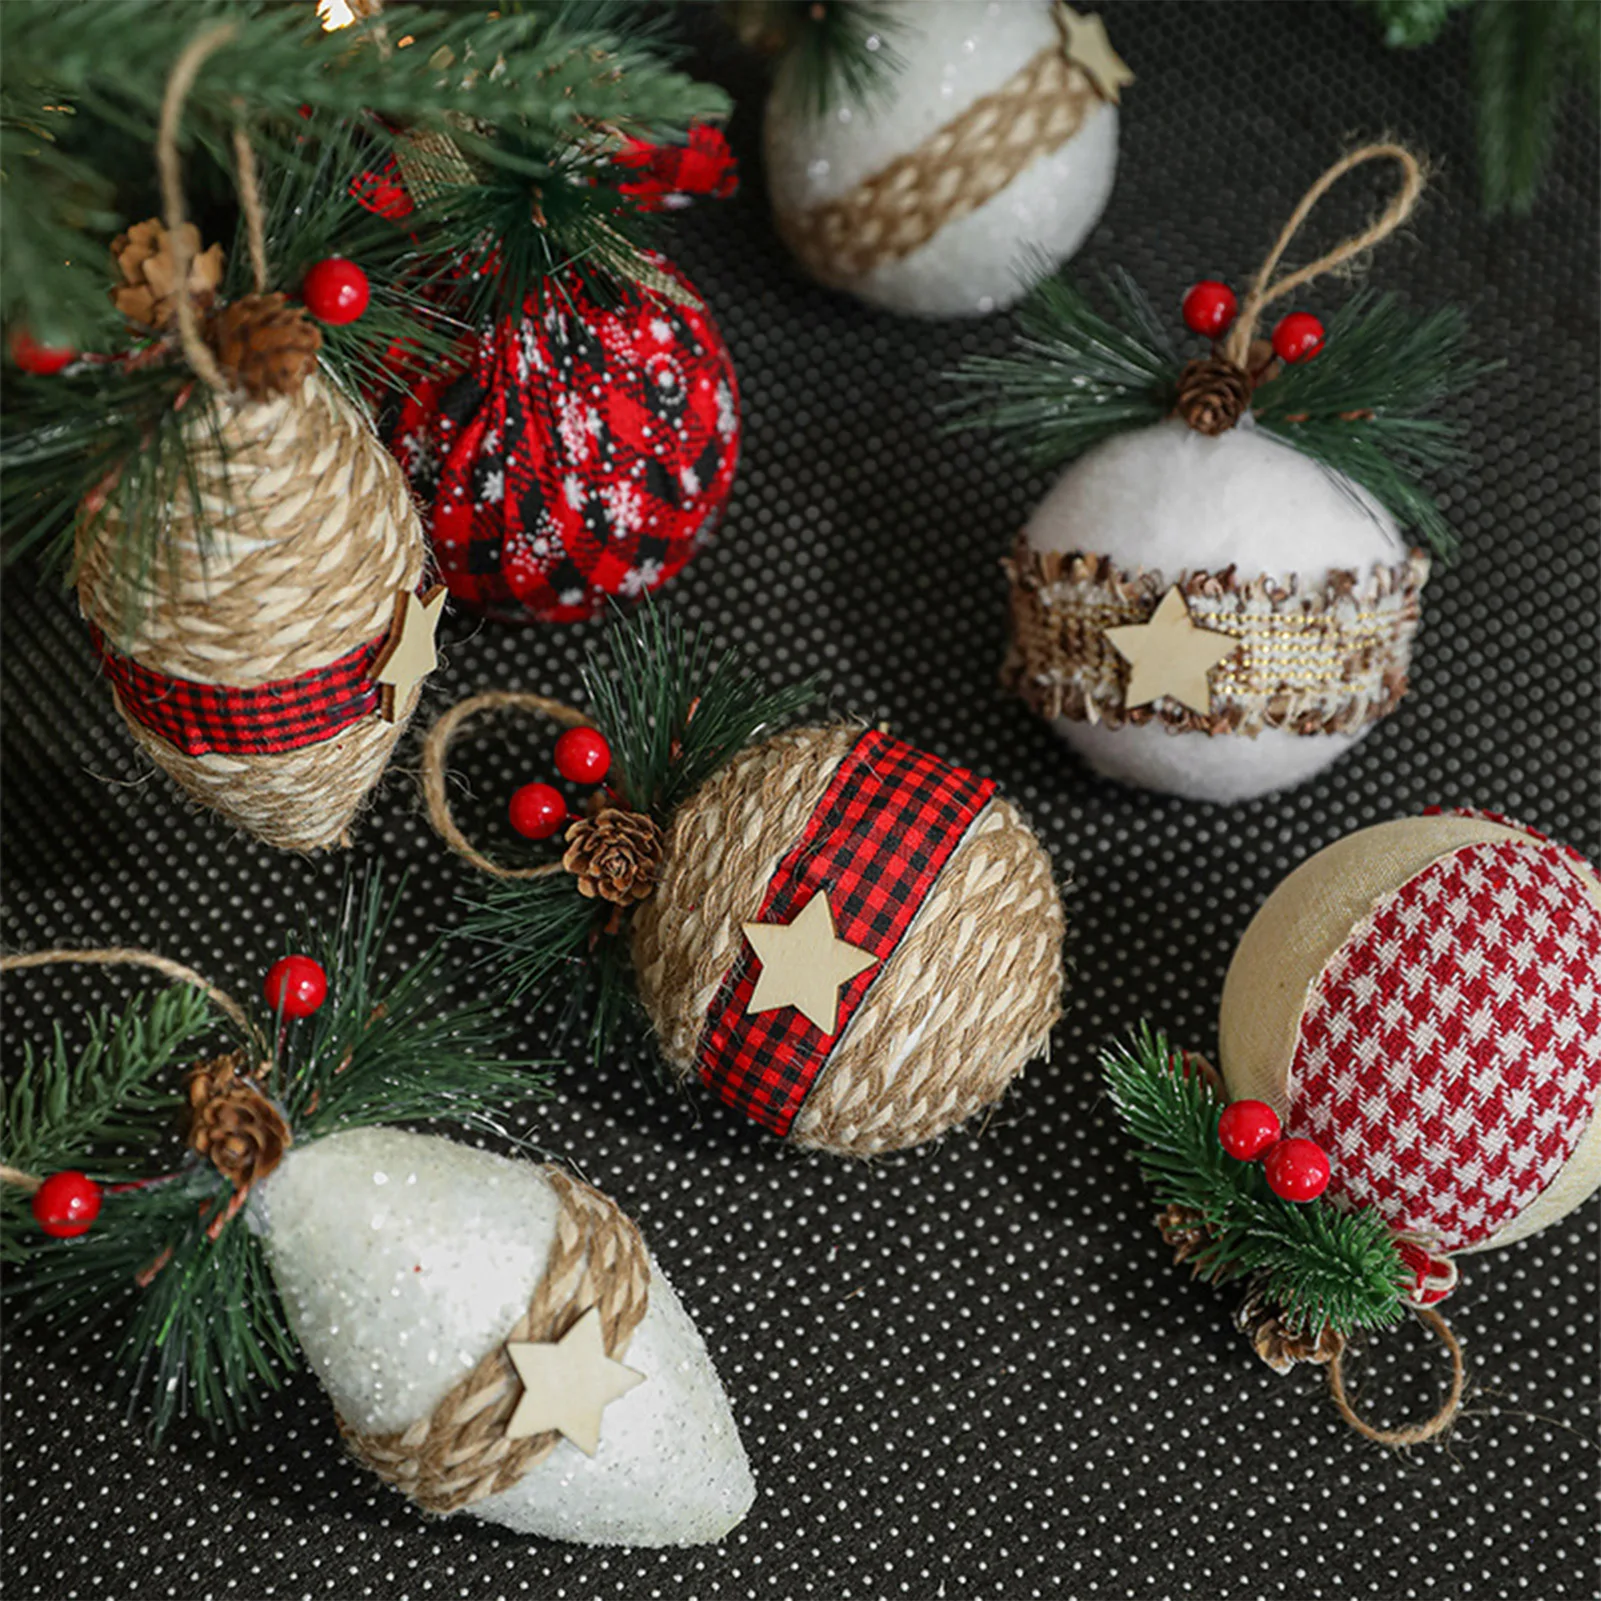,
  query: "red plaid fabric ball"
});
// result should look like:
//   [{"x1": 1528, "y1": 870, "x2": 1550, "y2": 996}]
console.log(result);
[
  {"x1": 1220, "y1": 811, "x2": 1601, "y2": 1266},
  {"x1": 389, "y1": 259, "x2": 739, "y2": 624}
]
